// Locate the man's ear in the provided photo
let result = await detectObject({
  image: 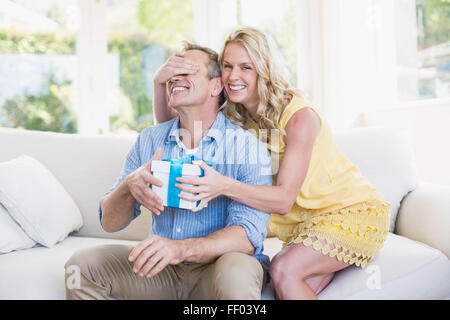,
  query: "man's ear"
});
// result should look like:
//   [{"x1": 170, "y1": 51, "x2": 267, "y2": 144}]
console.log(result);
[{"x1": 211, "y1": 78, "x2": 224, "y2": 98}]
